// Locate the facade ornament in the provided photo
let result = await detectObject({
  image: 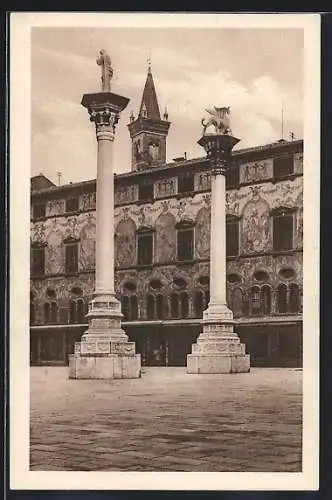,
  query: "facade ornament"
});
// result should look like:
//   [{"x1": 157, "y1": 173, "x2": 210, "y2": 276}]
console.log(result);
[
  {"x1": 202, "y1": 193, "x2": 211, "y2": 207},
  {"x1": 96, "y1": 49, "x2": 114, "y2": 92},
  {"x1": 201, "y1": 106, "x2": 232, "y2": 136}
]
